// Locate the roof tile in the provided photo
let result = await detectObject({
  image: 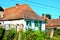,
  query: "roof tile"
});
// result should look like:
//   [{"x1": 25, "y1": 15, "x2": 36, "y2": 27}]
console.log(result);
[{"x1": 0, "y1": 4, "x2": 44, "y2": 21}]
